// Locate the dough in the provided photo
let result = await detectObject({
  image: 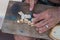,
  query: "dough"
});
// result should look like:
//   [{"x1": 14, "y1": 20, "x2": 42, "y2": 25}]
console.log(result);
[{"x1": 49, "y1": 25, "x2": 60, "y2": 40}]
